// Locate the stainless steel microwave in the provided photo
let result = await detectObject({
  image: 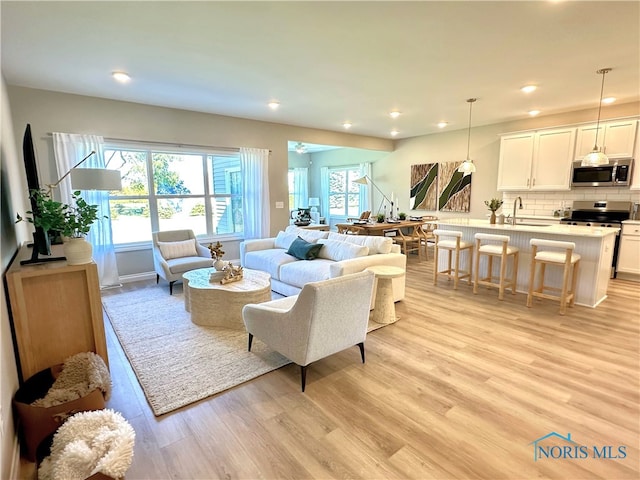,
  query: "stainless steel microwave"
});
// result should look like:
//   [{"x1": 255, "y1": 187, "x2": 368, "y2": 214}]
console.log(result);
[{"x1": 571, "y1": 158, "x2": 633, "y2": 188}]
